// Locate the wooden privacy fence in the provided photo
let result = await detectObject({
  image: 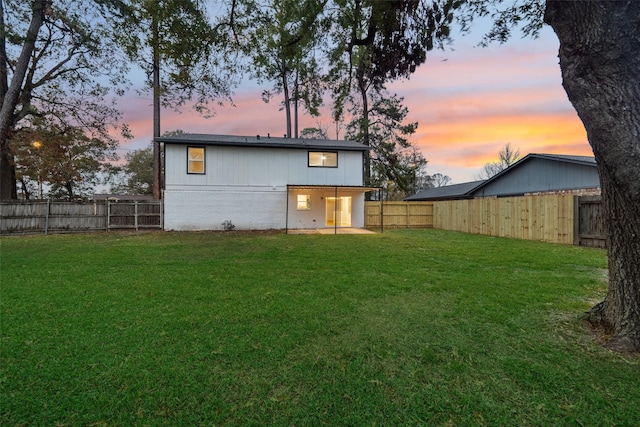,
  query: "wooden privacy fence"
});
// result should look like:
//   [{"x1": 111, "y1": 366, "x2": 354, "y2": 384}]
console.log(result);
[
  {"x1": 0, "y1": 200, "x2": 162, "y2": 235},
  {"x1": 433, "y1": 195, "x2": 575, "y2": 244},
  {"x1": 365, "y1": 195, "x2": 606, "y2": 247},
  {"x1": 575, "y1": 196, "x2": 607, "y2": 248},
  {"x1": 365, "y1": 201, "x2": 434, "y2": 229}
]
